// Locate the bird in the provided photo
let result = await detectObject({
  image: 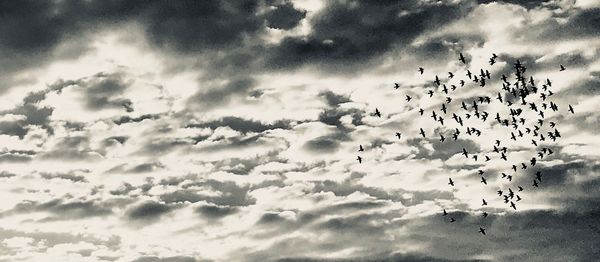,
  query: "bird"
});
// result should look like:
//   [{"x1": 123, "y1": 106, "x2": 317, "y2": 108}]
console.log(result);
[
  {"x1": 448, "y1": 178, "x2": 455, "y2": 186},
  {"x1": 396, "y1": 132, "x2": 402, "y2": 140},
  {"x1": 394, "y1": 83, "x2": 400, "y2": 89},
  {"x1": 481, "y1": 177, "x2": 487, "y2": 185},
  {"x1": 428, "y1": 90, "x2": 434, "y2": 97},
  {"x1": 357, "y1": 156, "x2": 362, "y2": 163},
  {"x1": 533, "y1": 180, "x2": 539, "y2": 187},
  {"x1": 560, "y1": 64, "x2": 566, "y2": 71},
  {"x1": 434, "y1": 75, "x2": 441, "y2": 86},
  {"x1": 420, "y1": 128, "x2": 426, "y2": 138},
  {"x1": 450, "y1": 217, "x2": 456, "y2": 223},
  {"x1": 479, "y1": 227, "x2": 486, "y2": 235},
  {"x1": 419, "y1": 108, "x2": 424, "y2": 116},
  {"x1": 358, "y1": 145, "x2": 364, "y2": 152},
  {"x1": 459, "y1": 53, "x2": 466, "y2": 64},
  {"x1": 406, "y1": 95, "x2": 412, "y2": 102},
  {"x1": 448, "y1": 72, "x2": 454, "y2": 79},
  {"x1": 443, "y1": 209, "x2": 448, "y2": 216},
  {"x1": 418, "y1": 67, "x2": 424, "y2": 74},
  {"x1": 483, "y1": 211, "x2": 489, "y2": 218},
  {"x1": 568, "y1": 104, "x2": 574, "y2": 114},
  {"x1": 510, "y1": 201, "x2": 517, "y2": 210},
  {"x1": 375, "y1": 108, "x2": 381, "y2": 117},
  {"x1": 462, "y1": 148, "x2": 468, "y2": 158},
  {"x1": 440, "y1": 134, "x2": 445, "y2": 142},
  {"x1": 518, "y1": 186, "x2": 524, "y2": 192},
  {"x1": 482, "y1": 199, "x2": 488, "y2": 206}
]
